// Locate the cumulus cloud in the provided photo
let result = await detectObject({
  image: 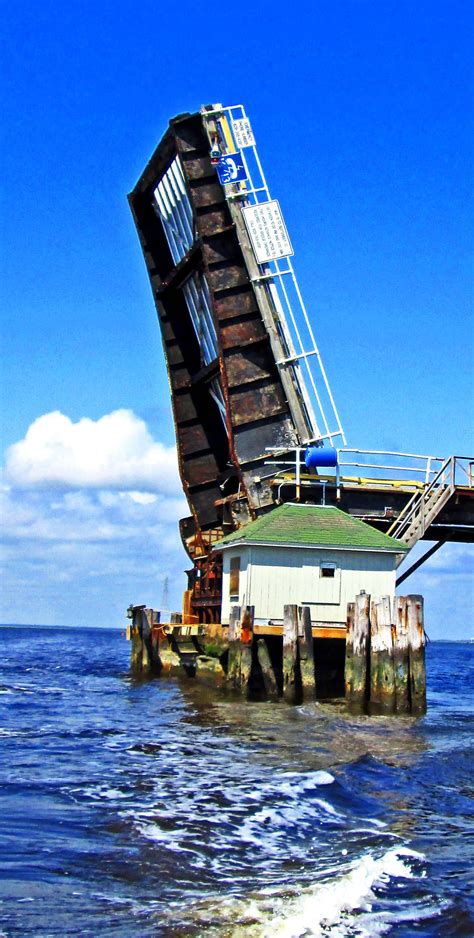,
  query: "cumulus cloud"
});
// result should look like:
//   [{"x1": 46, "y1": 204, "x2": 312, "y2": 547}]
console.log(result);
[
  {"x1": 4, "y1": 409, "x2": 182, "y2": 494},
  {"x1": 0, "y1": 410, "x2": 190, "y2": 624},
  {"x1": 0, "y1": 479, "x2": 189, "y2": 624},
  {"x1": 397, "y1": 540, "x2": 473, "y2": 577},
  {"x1": 395, "y1": 539, "x2": 474, "y2": 640},
  {"x1": 0, "y1": 483, "x2": 186, "y2": 544}
]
